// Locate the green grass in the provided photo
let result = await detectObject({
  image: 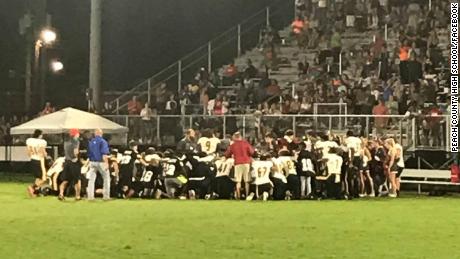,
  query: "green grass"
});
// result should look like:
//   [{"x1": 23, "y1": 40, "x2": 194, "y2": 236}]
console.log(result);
[{"x1": 1, "y1": 180, "x2": 460, "y2": 259}]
